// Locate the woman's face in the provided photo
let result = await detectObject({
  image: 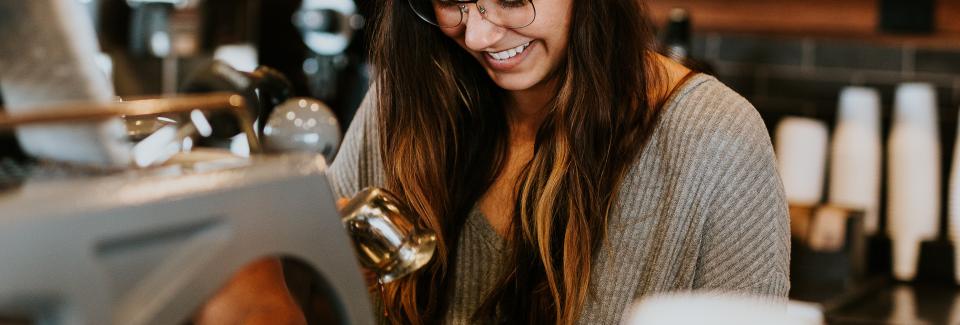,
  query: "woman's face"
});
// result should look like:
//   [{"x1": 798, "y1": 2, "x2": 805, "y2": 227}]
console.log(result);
[{"x1": 439, "y1": 0, "x2": 572, "y2": 92}]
